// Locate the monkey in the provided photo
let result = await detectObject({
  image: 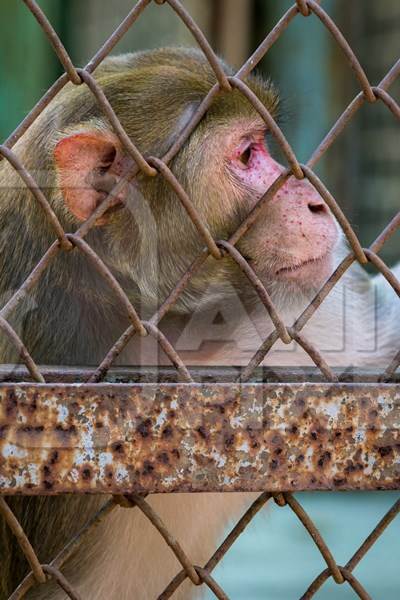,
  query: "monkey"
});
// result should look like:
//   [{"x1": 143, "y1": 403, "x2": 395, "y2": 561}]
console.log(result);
[{"x1": 0, "y1": 47, "x2": 398, "y2": 599}]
